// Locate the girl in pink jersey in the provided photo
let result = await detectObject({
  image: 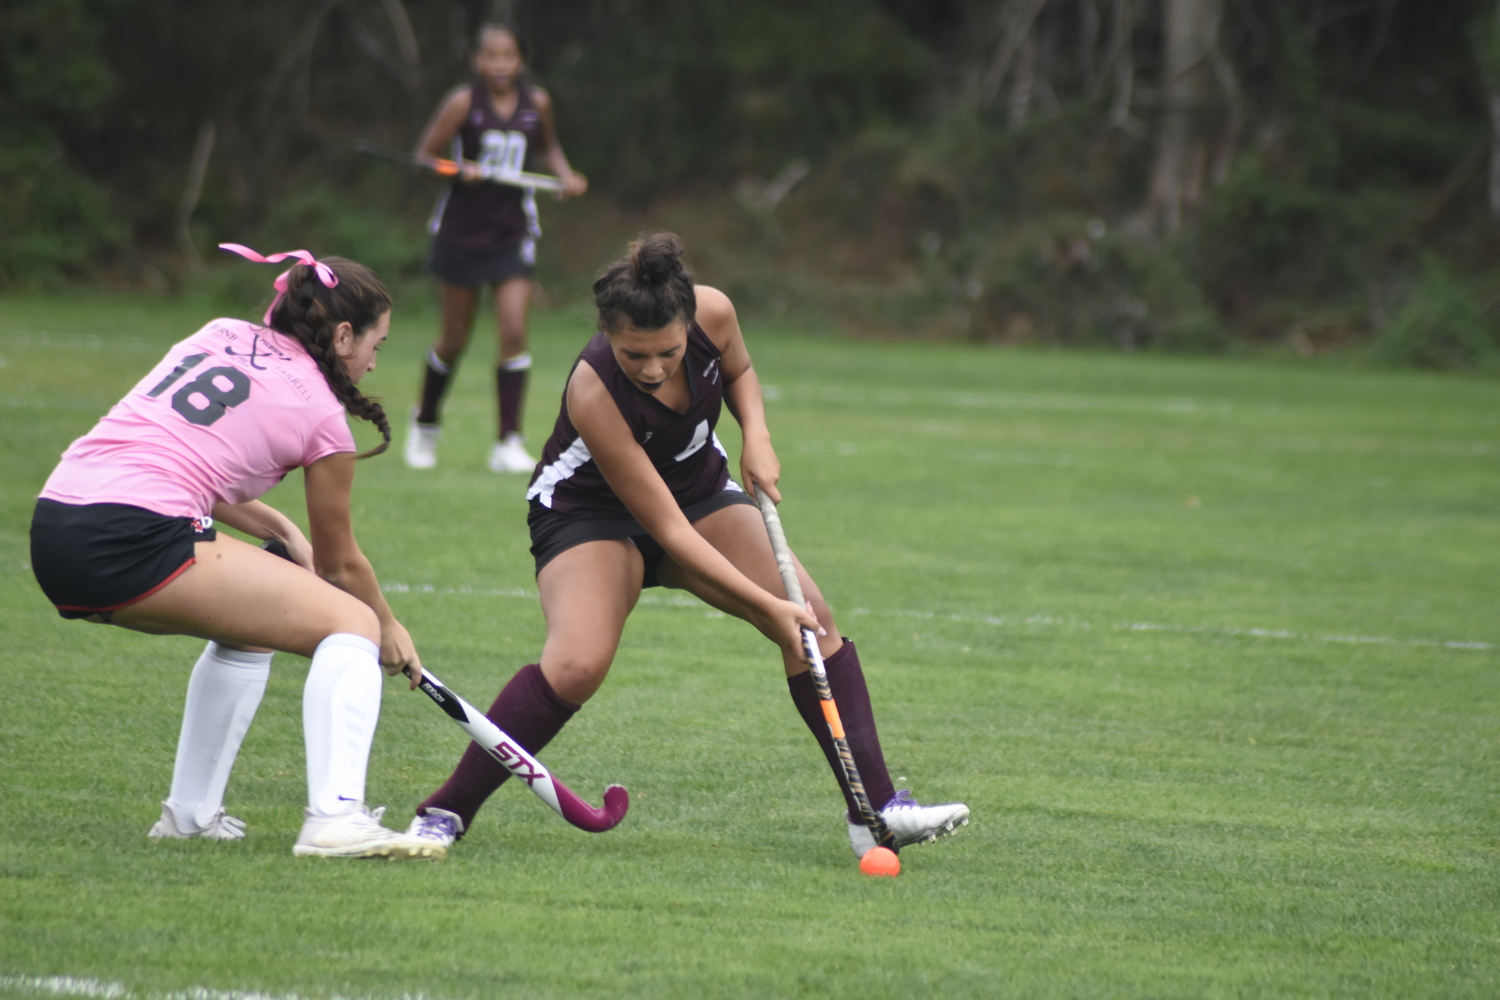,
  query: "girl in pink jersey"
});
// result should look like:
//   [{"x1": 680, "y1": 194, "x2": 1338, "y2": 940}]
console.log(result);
[
  {"x1": 404, "y1": 21, "x2": 588, "y2": 474},
  {"x1": 31, "y1": 246, "x2": 443, "y2": 861}
]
